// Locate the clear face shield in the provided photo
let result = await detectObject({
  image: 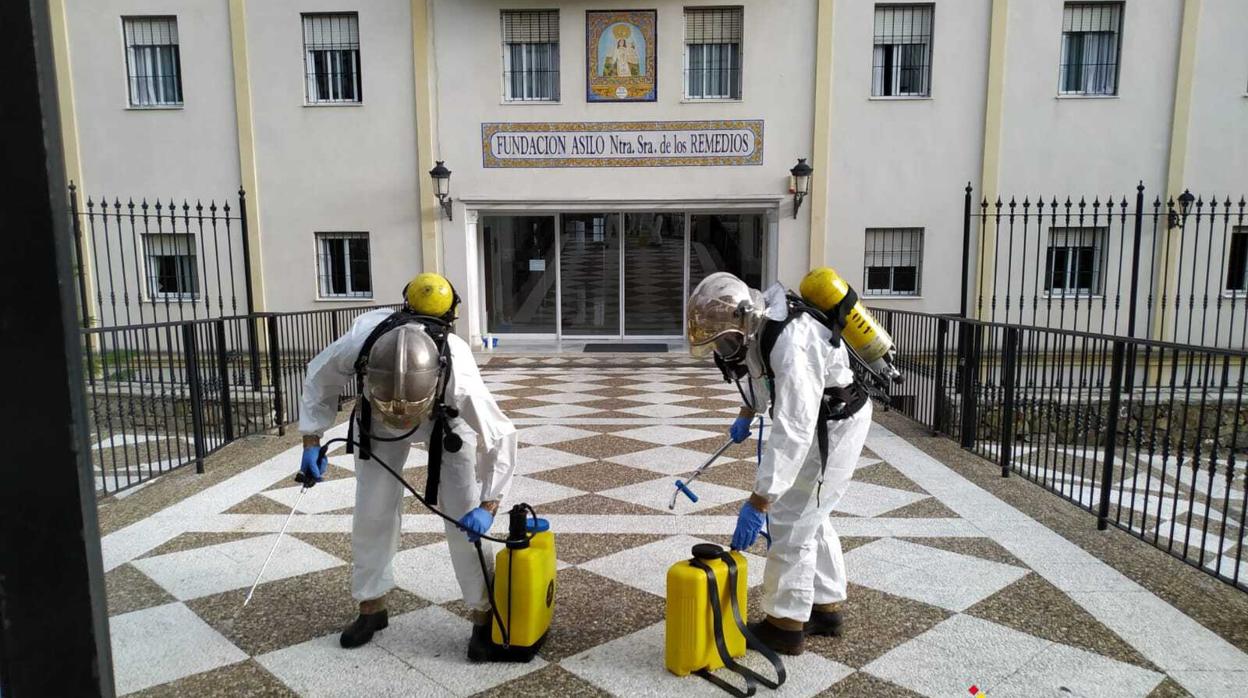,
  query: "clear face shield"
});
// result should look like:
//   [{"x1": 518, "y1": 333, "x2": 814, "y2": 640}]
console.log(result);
[{"x1": 365, "y1": 324, "x2": 441, "y2": 430}]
